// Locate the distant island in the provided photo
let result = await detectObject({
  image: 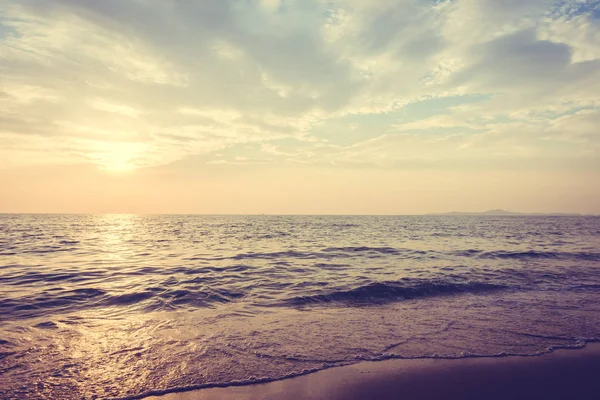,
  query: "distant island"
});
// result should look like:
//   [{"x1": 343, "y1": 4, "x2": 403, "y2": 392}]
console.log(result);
[{"x1": 427, "y1": 209, "x2": 582, "y2": 216}]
